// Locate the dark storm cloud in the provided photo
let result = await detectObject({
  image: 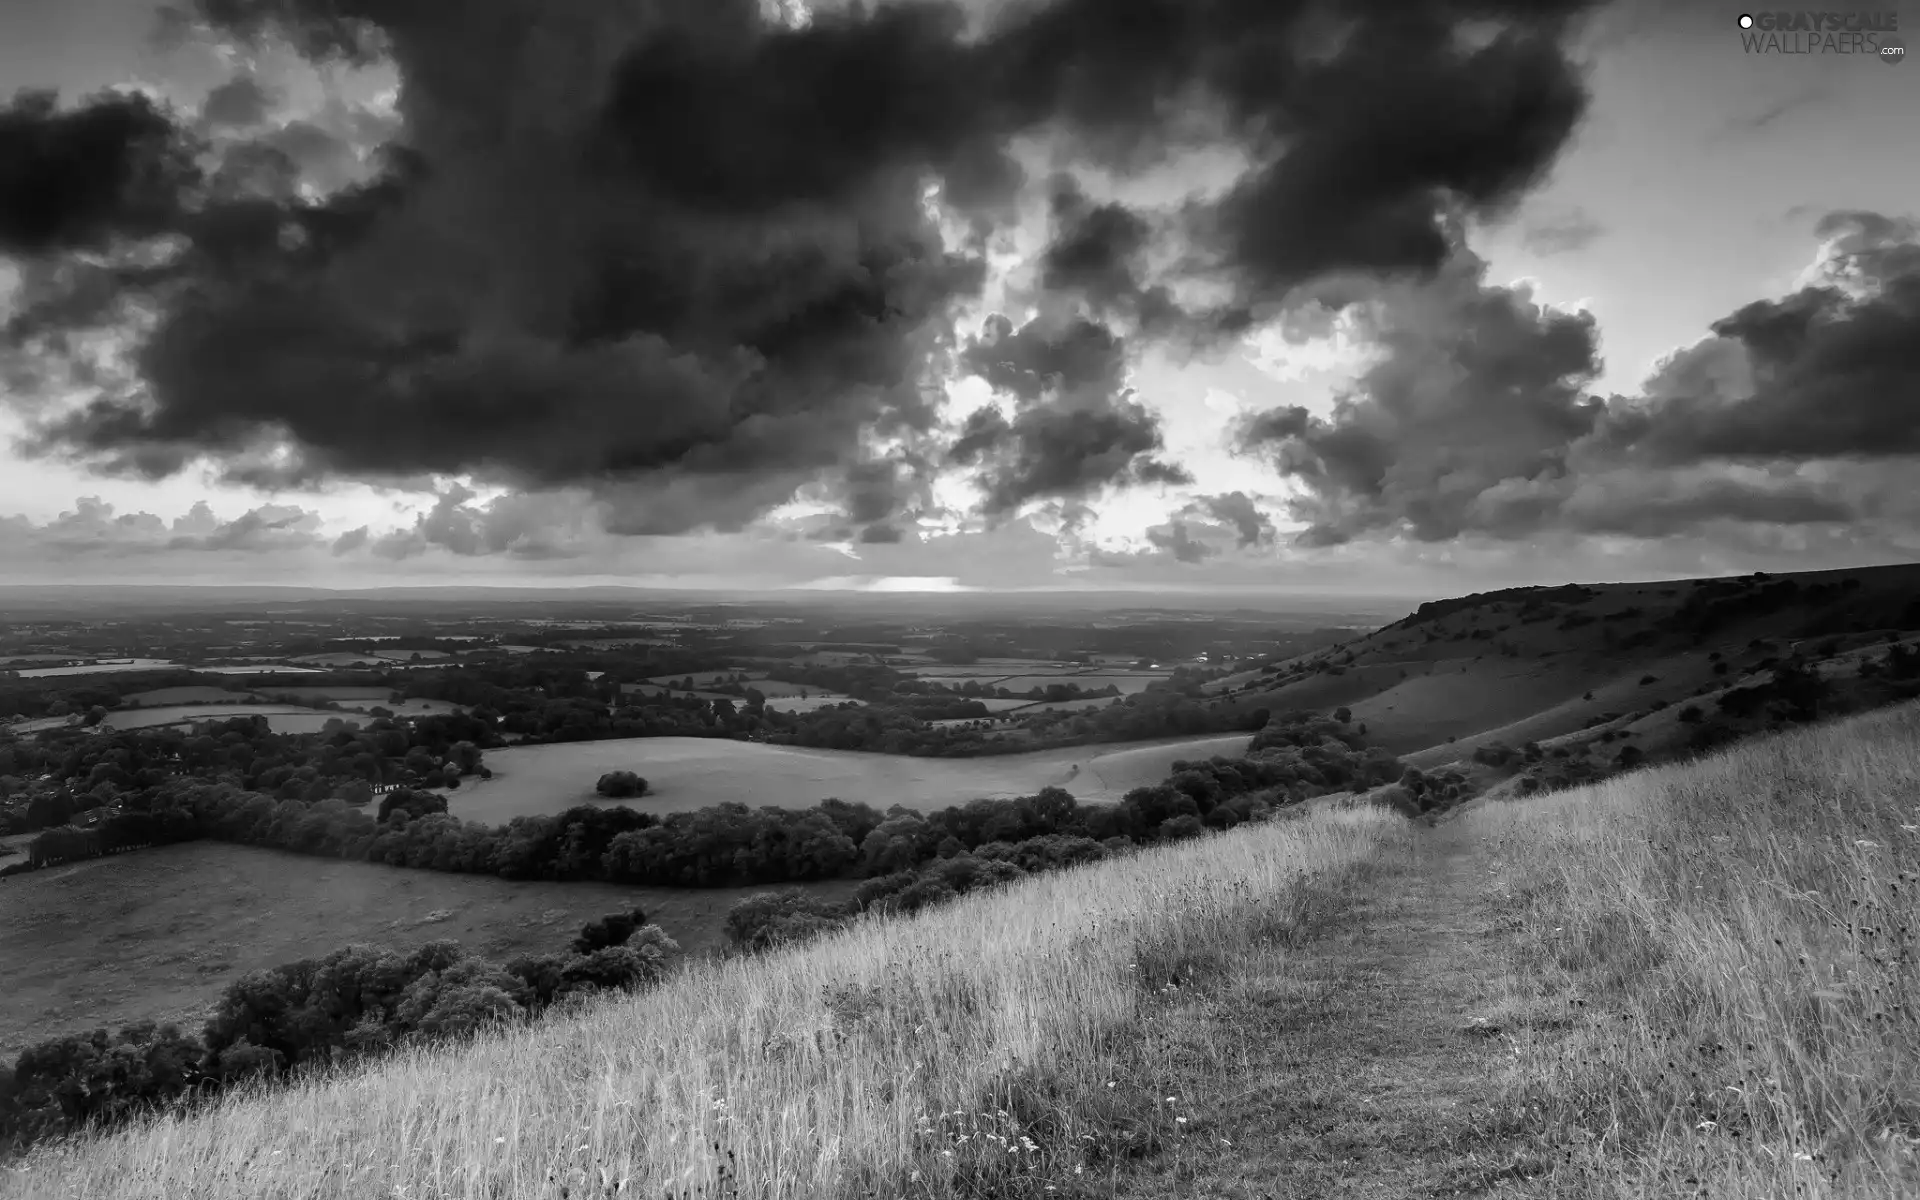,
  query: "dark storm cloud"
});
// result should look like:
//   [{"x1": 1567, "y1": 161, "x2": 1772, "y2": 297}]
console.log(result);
[
  {"x1": 0, "y1": 89, "x2": 199, "y2": 257},
  {"x1": 953, "y1": 314, "x2": 1189, "y2": 514},
  {"x1": 959, "y1": 313, "x2": 1128, "y2": 402},
  {"x1": 1238, "y1": 250, "x2": 1606, "y2": 544},
  {"x1": 3, "y1": 0, "x2": 1599, "y2": 533},
  {"x1": 1036, "y1": 175, "x2": 1184, "y2": 332},
  {"x1": 954, "y1": 399, "x2": 1193, "y2": 516},
  {"x1": 1240, "y1": 213, "x2": 1920, "y2": 545},
  {"x1": 827, "y1": 454, "x2": 944, "y2": 532}
]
